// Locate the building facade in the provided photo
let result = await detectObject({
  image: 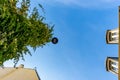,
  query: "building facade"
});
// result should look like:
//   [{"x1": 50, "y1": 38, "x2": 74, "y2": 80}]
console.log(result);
[{"x1": 0, "y1": 64, "x2": 41, "y2": 80}]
